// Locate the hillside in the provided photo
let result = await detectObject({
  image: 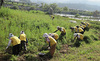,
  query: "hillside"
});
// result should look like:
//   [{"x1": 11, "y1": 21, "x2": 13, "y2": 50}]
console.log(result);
[
  {"x1": 30, "y1": 0, "x2": 100, "y2": 11},
  {"x1": 0, "y1": 7, "x2": 100, "y2": 61},
  {"x1": 57, "y1": 3, "x2": 100, "y2": 11}
]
